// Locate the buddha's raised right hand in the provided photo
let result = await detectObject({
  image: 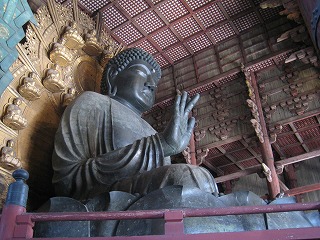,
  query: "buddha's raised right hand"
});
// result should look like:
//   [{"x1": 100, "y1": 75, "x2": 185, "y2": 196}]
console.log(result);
[{"x1": 159, "y1": 91, "x2": 200, "y2": 157}]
